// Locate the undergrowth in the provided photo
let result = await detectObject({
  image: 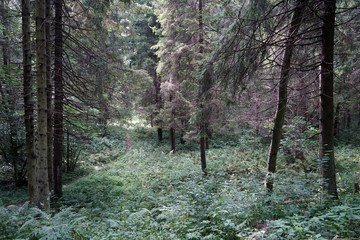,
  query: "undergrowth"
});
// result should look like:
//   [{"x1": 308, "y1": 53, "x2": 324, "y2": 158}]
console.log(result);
[{"x1": 1, "y1": 123, "x2": 360, "y2": 239}]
